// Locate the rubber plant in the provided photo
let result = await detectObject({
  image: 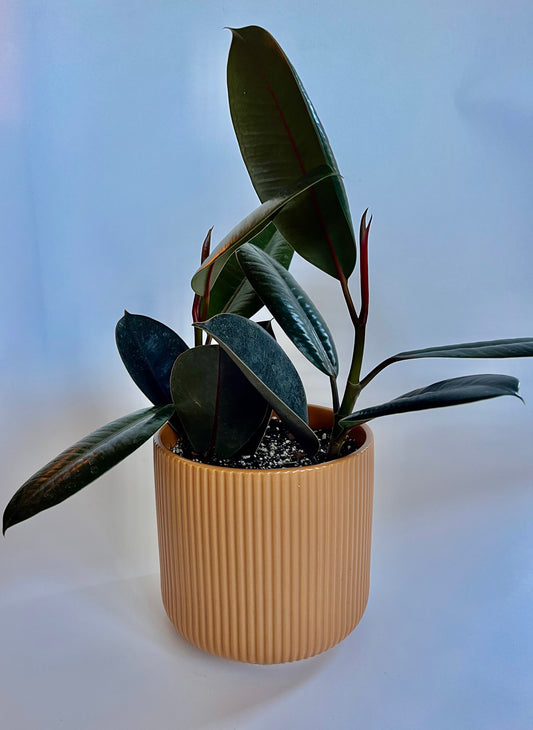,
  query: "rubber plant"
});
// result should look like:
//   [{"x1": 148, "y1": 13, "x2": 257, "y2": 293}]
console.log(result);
[{"x1": 4, "y1": 25, "x2": 533, "y2": 534}]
